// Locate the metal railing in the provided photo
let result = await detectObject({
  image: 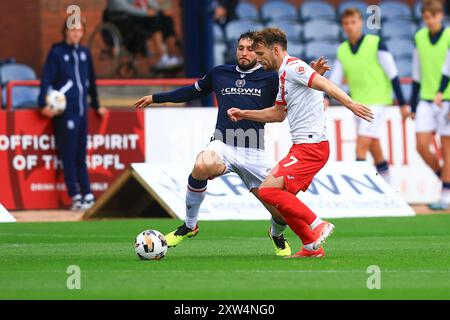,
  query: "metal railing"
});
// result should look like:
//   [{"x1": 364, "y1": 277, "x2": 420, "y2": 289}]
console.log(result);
[
  {"x1": 1, "y1": 79, "x2": 198, "y2": 111},
  {"x1": 1, "y1": 77, "x2": 413, "y2": 111}
]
